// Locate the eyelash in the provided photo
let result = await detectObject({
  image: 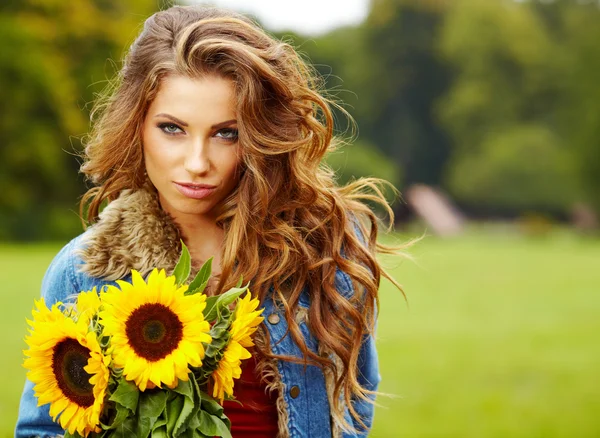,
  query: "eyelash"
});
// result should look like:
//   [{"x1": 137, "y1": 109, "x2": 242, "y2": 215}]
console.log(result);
[
  {"x1": 158, "y1": 123, "x2": 183, "y2": 135},
  {"x1": 157, "y1": 123, "x2": 238, "y2": 142},
  {"x1": 215, "y1": 128, "x2": 239, "y2": 142}
]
